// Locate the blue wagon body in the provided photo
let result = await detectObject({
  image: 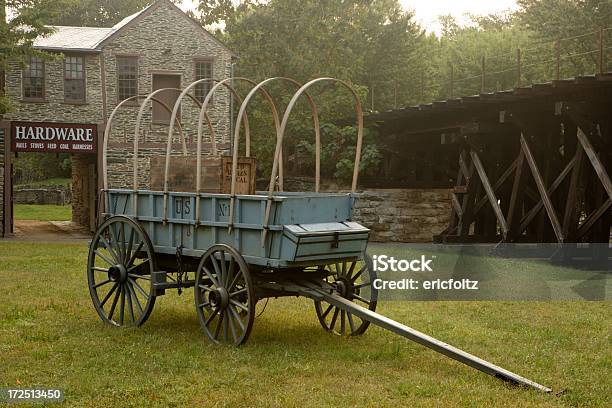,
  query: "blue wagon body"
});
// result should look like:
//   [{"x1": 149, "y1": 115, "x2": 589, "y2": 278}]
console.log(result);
[{"x1": 105, "y1": 189, "x2": 370, "y2": 268}]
